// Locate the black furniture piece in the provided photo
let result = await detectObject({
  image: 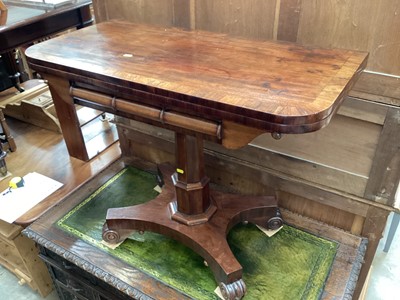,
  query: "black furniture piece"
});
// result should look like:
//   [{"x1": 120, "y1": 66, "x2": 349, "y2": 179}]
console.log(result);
[{"x1": 0, "y1": 0, "x2": 93, "y2": 92}]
